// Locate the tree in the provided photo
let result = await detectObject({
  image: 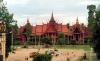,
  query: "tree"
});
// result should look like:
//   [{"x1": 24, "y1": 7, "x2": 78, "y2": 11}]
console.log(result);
[
  {"x1": 87, "y1": 5, "x2": 96, "y2": 29},
  {"x1": 26, "y1": 22, "x2": 32, "y2": 44},
  {"x1": 32, "y1": 53, "x2": 52, "y2": 61},
  {"x1": 81, "y1": 23, "x2": 85, "y2": 44},
  {"x1": 0, "y1": 1, "x2": 15, "y2": 57},
  {"x1": 41, "y1": 37, "x2": 52, "y2": 48},
  {"x1": 92, "y1": 5, "x2": 100, "y2": 59},
  {"x1": 66, "y1": 23, "x2": 70, "y2": 44},
  {"x1": 30, "y1": 35, "x2": 39, "y2": 45},
  {"x1": 12, "y1": 21, "x2": 18, "y2": 42},
  {"x1": 57, "y1": 32, "x2": 66, "y2": 46},
  {"x1": 70, "y1": 39, "x2": 76, "y2": 46}
]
